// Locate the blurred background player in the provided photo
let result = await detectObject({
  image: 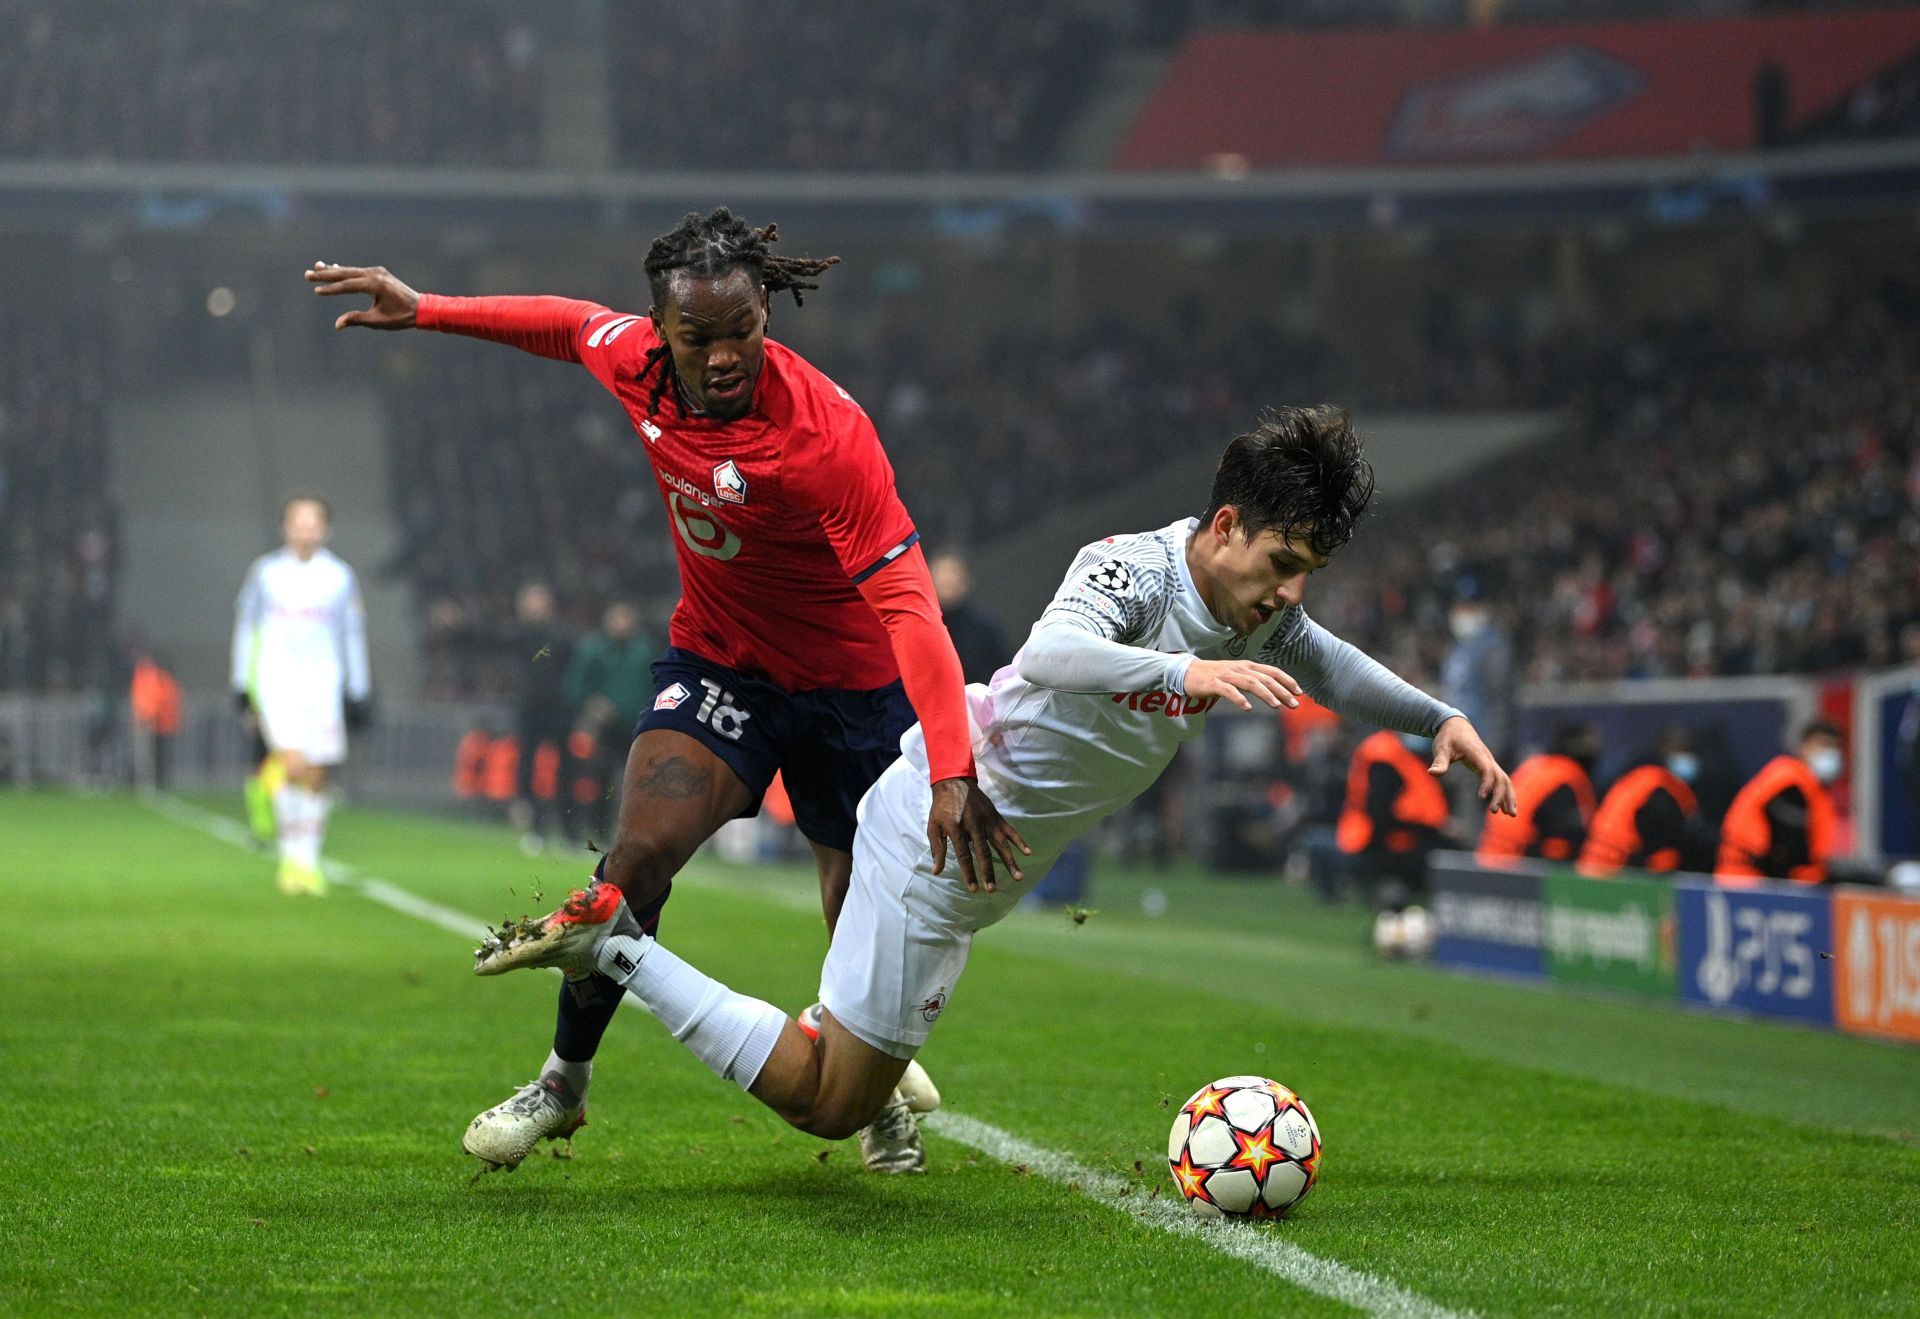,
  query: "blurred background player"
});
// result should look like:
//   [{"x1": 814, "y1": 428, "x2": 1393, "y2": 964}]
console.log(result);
[
  {"x1": 1716, "y1": 720, "x2": 1844, "y2": 886},
  {"x1": 1577, "y1": 727, "x2": 1713, "y2": 878},
  {"x1": 930, "y1": 551, "x2": 1008, "y2": 686},
  {"x1": 504, "y1": 581, "x2": 575, "y2": 854},
  {"x1": 308, "y1": 208, "x2": 1024, "y2": 1168},
  {"x1": 560, "y1": 599, "x2": 654, "y2": 847},
  {"x1": 1476, "y1": 722, "x2": 1600, "y2": 867},
  {"x1": 230, "y1": 497, "x2": 371, "y2": 895}
]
